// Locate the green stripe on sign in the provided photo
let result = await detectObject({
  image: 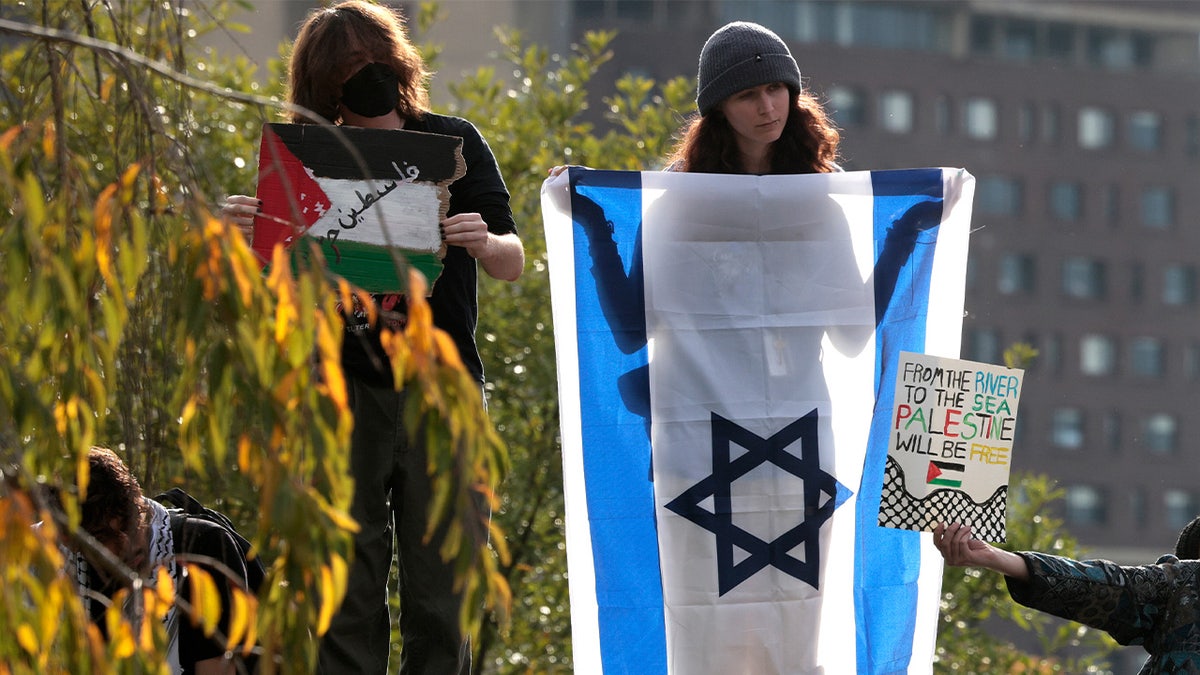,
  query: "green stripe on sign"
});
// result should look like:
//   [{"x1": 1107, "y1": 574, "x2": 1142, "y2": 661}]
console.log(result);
[
  {"x1": 271, "y1": 236, "x2": 444, "y2": 294},
  {"x1": 928, "y1": 478, "x2": 962, "y2": 488}
]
